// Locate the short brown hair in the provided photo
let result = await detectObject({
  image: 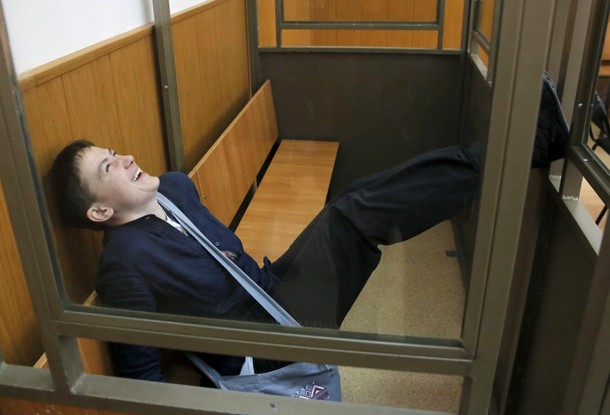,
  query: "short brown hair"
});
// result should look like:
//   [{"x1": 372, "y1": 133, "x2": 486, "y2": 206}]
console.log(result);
[{"x1": 48, "y1": 140, "x2": 105, "y2": 230}]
